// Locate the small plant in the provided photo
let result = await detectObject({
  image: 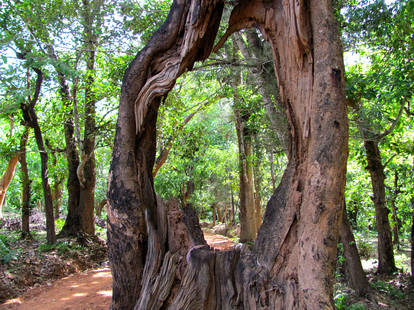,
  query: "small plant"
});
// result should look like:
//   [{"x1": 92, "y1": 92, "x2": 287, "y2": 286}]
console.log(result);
[
  {"x1": 370, "y1": 280, "x2": 404, "y2": 299},
  {"x1": 334, "y1": 292, "x2": 348, "y2": 310},
  {"x1": 0, "y1": 234, "x2": 16, "y2": 263},
  {"x1": 347, "y1": 302, "x2": 366, "y2": 310},
  {"x1": 55, "y1": 218, "x2": 65, "y2": 232},
  {"x1": 39, "y1": 241, "x2": 70, "y2": 254}
]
